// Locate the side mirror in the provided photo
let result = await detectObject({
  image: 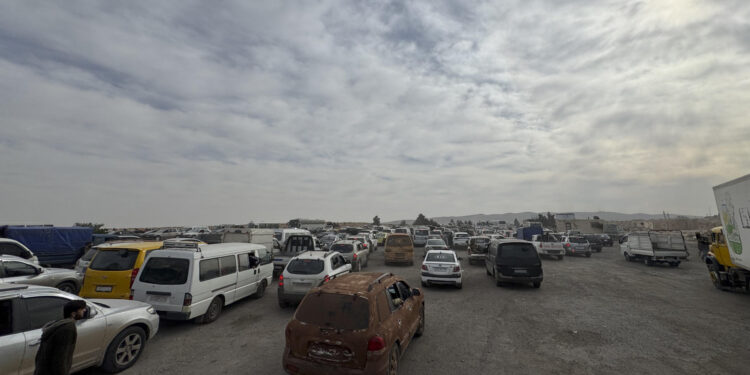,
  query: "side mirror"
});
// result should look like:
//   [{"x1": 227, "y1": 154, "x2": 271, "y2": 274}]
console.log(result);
[{"x1": 412, "y1": 288, "x2": 421, "y2": 296}]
